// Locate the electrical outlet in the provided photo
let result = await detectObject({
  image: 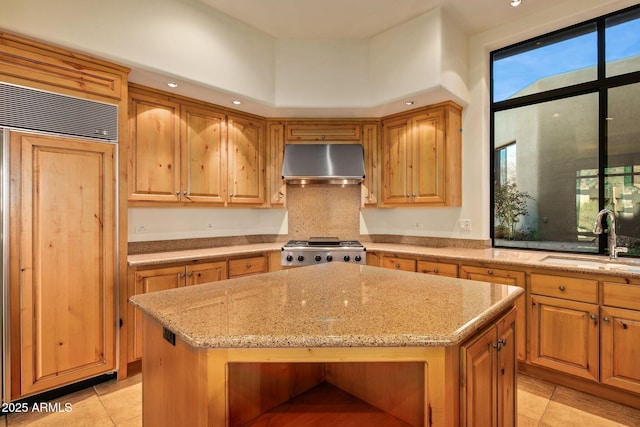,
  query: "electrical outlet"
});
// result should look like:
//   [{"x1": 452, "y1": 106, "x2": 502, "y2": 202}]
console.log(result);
[
  {"x1": 207, "y1": 223, "x2": 214, "y2": 229},
  {"x1": 459, "y1": 219, "x2": 471, "y2": 231},
  {"x1": 134, "y1": 225, "x2": 146, "y2": 233},
  {"x1": 414, "y1": 223, "x2": 423, "y2": 229}
]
